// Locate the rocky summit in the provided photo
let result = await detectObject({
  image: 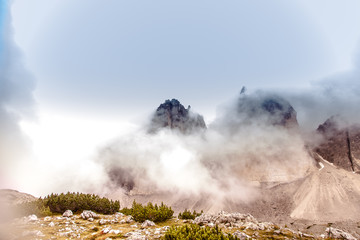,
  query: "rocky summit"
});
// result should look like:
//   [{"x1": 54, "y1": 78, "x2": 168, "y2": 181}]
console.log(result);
[
  {"x1": 148, "y1": 99, "x2": 206, "y2": 134},
  {"x1": 315, "y1": 115, "x2": 360, "y2": 172},
  {"x1": 235, "y1": 93, "x2": 298, "y2": 128}
]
